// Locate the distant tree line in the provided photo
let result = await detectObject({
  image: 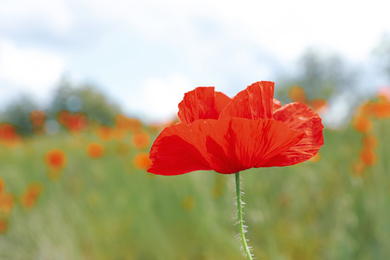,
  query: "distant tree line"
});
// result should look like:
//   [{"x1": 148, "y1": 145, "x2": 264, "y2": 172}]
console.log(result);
[
  {"x1": 2, "y1": 36, "x2": 390, "y2": 136},
  {"x1": 0, "y1": 78, "x2": 122, "y2": 136},
  {"x1": 274, "y1": 48, "x2": 359, "y2": 103},
  {"x1": 273, "y1": 33, "x2": 390, "y2": 117}
]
